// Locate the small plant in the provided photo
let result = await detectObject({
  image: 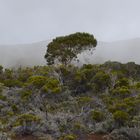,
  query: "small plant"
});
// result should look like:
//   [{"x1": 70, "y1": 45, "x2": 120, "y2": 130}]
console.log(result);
[
  {"x1": 3, "y1": 79, "x2": 23, "y2": 87},
  {"x1": 27, "y1": 75, "x2": 47, "y2": 88},
  {"x1": 111, "y1": 86, "x2": 130, "y2": 98},
  {"x1": 16, "y1": 114, "x2": 40, "y2": 125},
  {"x1": 77, "y1": 96, "x2": 92, "y2": 105},
  {"x1": 0, "y1": 94, "x2": 7, "y2": 101},
  {"x1": 90, "y1": 110, "x2": 104, "y2": 122},
  {"x1": 11, "y1": 104, "x2": 18, "y2": 112},
  {"x1": 113, "y1": 110, "x2": 129, "y2": 125},
  {"x1": 20, "y1": 90, "x2": 32, "y2": 100},
  {"x1": 59, "y1": 134, "x2": 77, "y2": 140},
  {"x1": 135, "y1": 82, "x2": 140, "y2": 89},
  {"x1": 92, "y1": 71, "x2": 111, "y2": 92},
  {"x1": 0, "y1": 83, "x2": 4, "y2": 92},
  {"x1": 43, "y1": 78, "x2": 62, "y2": 94}
]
